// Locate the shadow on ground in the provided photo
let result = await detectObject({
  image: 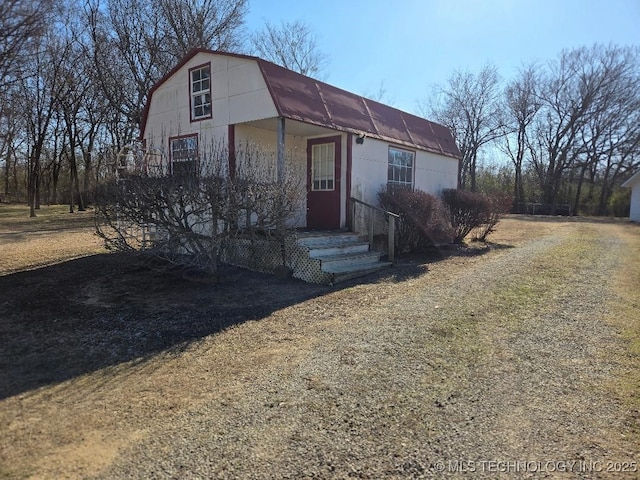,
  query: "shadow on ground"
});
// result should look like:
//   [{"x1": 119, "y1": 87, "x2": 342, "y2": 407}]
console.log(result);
[
  {"x1": 354, "y1": 240, "x2": 512, "y2": 284},
  {"x1": 0, "y1": 241, "x2": 511, "y2": 400},
  {"x1": 0, "y1": 253, "x2": 332, "y2": 400},
  {"x1": 509, "y1": 214, "x2": 637, "y2": 225}
]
